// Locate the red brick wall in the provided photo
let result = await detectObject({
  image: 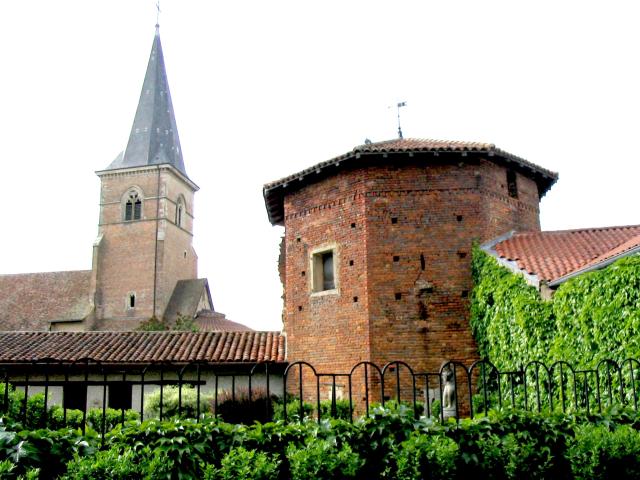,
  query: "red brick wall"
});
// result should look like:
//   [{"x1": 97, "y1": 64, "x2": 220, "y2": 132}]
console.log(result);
[
  {"x1": 282, "y1": 154, "x2": 541, "y2": 382},
  {"x1": 94, "y1": 166, "x2": 197, "y2": 329}
]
